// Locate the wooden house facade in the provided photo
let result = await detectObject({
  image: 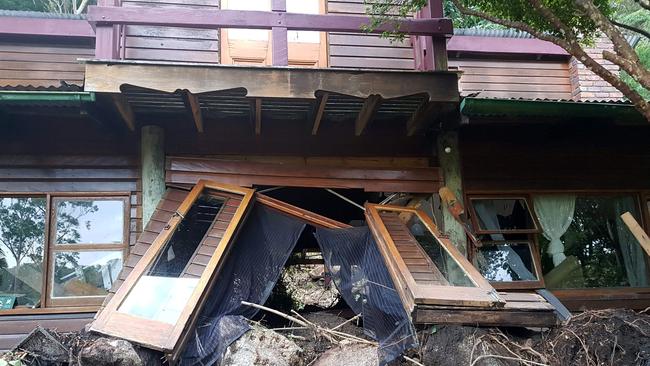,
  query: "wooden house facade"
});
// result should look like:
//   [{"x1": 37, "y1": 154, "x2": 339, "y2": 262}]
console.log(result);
[{"x1": 0, "y1": 0, "x2": 648, "y2": 353}]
